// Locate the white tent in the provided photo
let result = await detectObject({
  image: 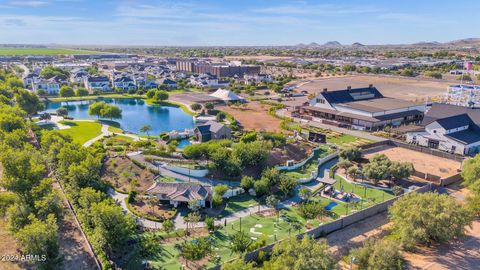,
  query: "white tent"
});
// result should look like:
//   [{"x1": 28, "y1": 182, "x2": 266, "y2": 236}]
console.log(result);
[{"x1": 209, "y1": 88, "x2": 245, "y2": 102}]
